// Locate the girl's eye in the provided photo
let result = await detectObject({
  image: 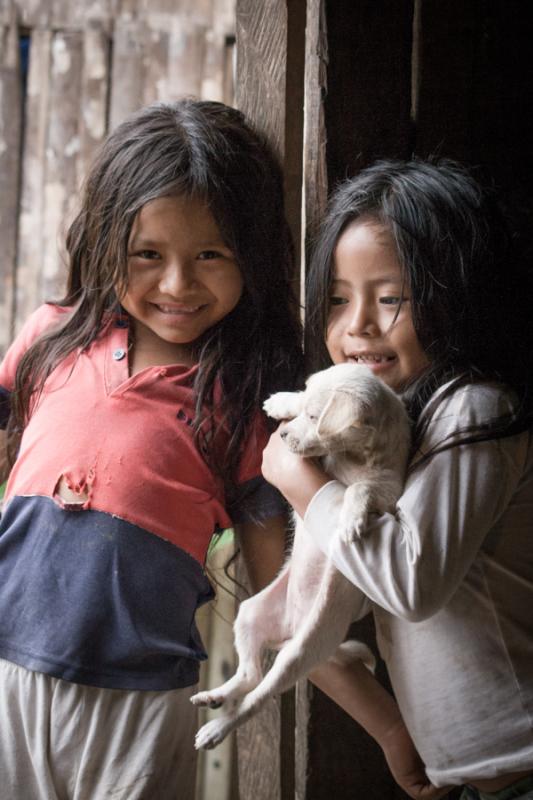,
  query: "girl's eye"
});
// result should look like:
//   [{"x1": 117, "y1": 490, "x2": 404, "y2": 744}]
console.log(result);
[
  {"x1": 329, "y1": 296, "x2": 348, "y2": 306},
  {"x1": 131, "y1": 250, "x2": 160, "y2": 261},
  {"x1": 379, "y1": 296, "x2": 406, "y2": 306},
  {"x1": 198, "y1": 250, "x2": 224, "y2": 261}
]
